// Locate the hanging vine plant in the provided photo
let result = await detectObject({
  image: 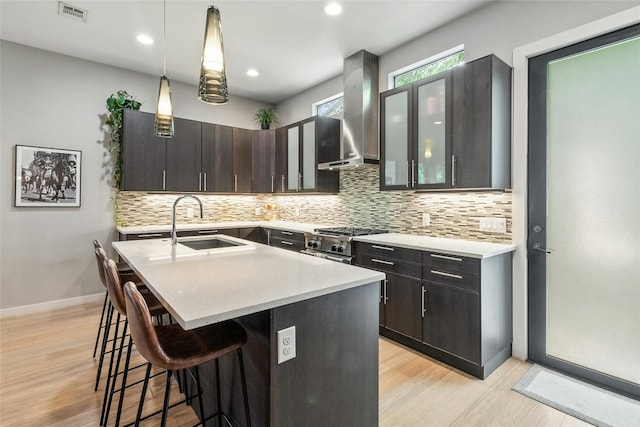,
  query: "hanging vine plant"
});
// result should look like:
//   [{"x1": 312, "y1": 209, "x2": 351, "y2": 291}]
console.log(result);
[{"x1": 106, "y1": 90, "x2": 142, "y2": 189}]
